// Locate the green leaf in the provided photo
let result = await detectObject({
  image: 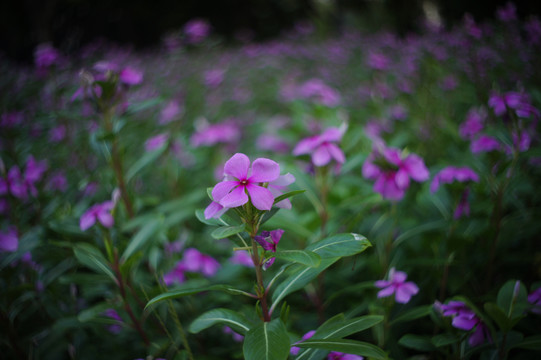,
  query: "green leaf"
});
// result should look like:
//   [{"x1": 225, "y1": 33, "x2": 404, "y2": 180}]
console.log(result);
[
  {"x1": 431, "y1": 333, "x2": 460, "y2": 348},
  {"x1": 496, "y1": 280, "x2": 528, "y2": 319},
  {"x1": 398, "y1": 334, "x2": 436, "y2": 352},
  {"x1": 272, "y1": 250, "x2": 321, "y2": 267},
  {"x1": 305, "y1": 233, "x2": 371, "y2": 259},
  {"x1": 484, "y1": 302, "x2": 511, "y2": 331},
  {"x1": 73, "y1": 243, "x2": 116, "y2": 282},
  {"x1": 390, "y1": 305, "x2": 432, "y2": 325},
  {"x1": 394, "y1": 220, "x2": 447, "y2": 247},
  {"x1": 195, "y1": 209, "x2": 222, "y2": 226},
  {"x1": 272, "y1": 189, "x2": 305, "y2": 205},
  {"x1": 211, "y1": 224, "x2": 246, "y2": 239},
  {"x1": 145, "y1": 284, "x2": 255, "y2": 310},
  {"x1": 121, "y1": 217, "x2": 163, "y2": 262},
  {"x1": 296, "y1": 315, "x2": 383, "y2": 360},
  {"x1": 126, "y1": 144, "x2": 167, "y2": 182},
  {"x1": 270, "y1": 257, "x2": 338, "y2": 313},
  {"x1": 189, "y1": 308, "x2": 252, "y2": 335},
  {"x1": 295, "y1": 338, "x2": 387, "y2": 359},
  {"x1": 243, "y1": 319, "x2": 290, "y2": 360},
  {"x1": 514, "y1": 335, "x2": 541, "y2": 350}
]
